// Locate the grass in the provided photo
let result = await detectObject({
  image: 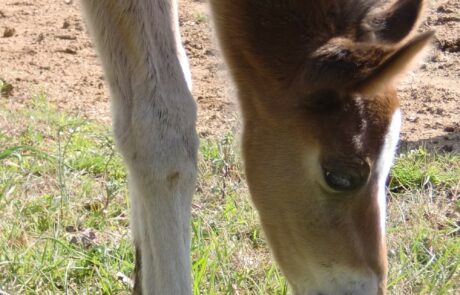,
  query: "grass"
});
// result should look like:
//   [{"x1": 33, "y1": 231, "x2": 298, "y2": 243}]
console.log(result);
[
  {"x1": 387, "y1": 149, "x2": 460, "y2": 294},
  {"x1": 0, "y1": 95, "x2": 458, "y2": 294},
  {"x1": 193, "y1": 12, "x2": 208, "y2": 24}
]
